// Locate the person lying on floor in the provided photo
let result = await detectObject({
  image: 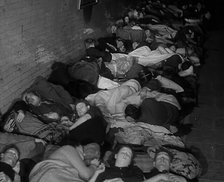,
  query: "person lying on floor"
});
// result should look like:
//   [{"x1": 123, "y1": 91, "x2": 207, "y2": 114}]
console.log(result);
[
  {"x1": 86, "y1": 79, "x2": 142, "y2": 122},
  {"x1": 22, "y1": 91, "x2": 75, "y2": 124},
  {"x1": 61, "y1": 99, "x2": 108, "y2": 145},
  {"x1": 124, "y1": 83, "x2": 181, "y2": 131},
  {"x1": 0, "y1": 143, "x2": 42, "y2": 182},
  {"x1": 94, "y1": 146, "x2": 188, "y2": 182},
  {"x1": 1, "y1": 100, "x2": 67, "y2": 144},
  {"x1": 124, "y1": 85, "x2": 193, "y2": 135},
  {"x1": 125, "y1": 97, "x2": 179, "y2": 133},
  {"x1": 90, "y1": 145, "x2": 189, "y2": 182},
  {"x1": 0, "y1": 144, "x2": 21, "y2": 182},
  {"x1": 144, "y1": 147, "x2": 188, "y2": 182},
  {"x1": 146, "y1": 144, "x2": 202, "y2": 181},
  {"x1": 89, "y1": 144, "x2": 145, "y2": 182},
  {"x1": 139, "y1": 86, "x2": 181, "y2": 111},
  {"x1": 29, "y1": 143, "x2": 103, "y2": 182}
]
